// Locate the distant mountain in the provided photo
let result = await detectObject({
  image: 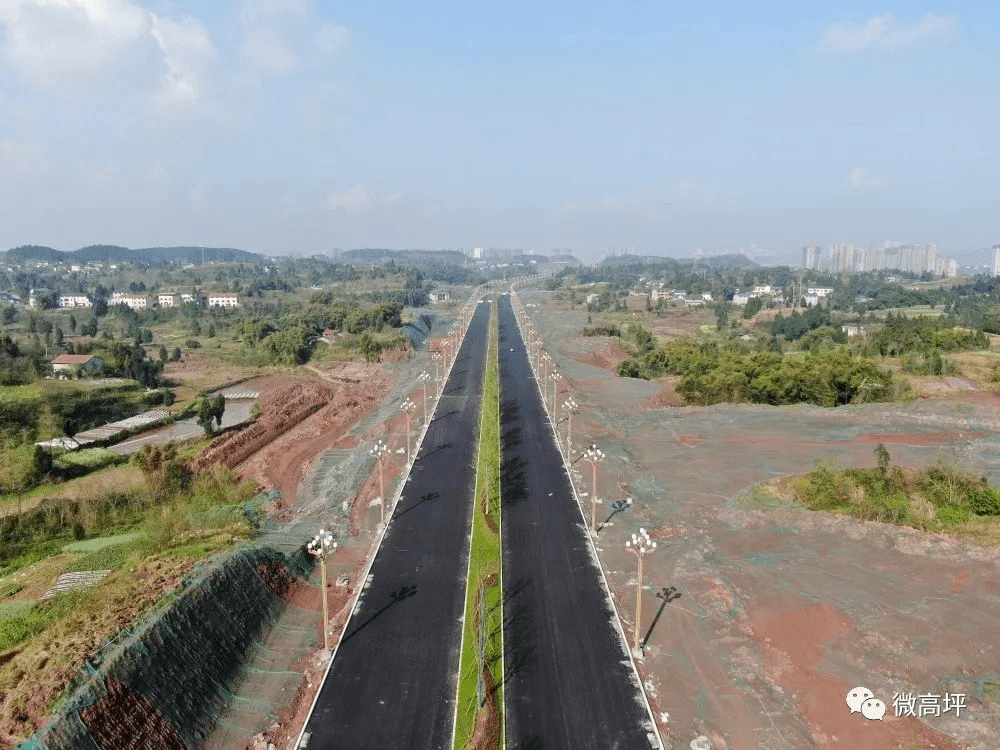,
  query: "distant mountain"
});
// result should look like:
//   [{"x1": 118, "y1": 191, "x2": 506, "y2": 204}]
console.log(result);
[
  {"x1": 3, "y1": 244, "x2": 266, "y2": 264},
  {"x1": 340, "y1": 248, "x2": 470, "y2": 265},
  {"x1": 4, "y1": 245, "x2": 65, "y2": 262},
  {"x1": 685, "y1": 253, "x2": 760, "y2": 270}
]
